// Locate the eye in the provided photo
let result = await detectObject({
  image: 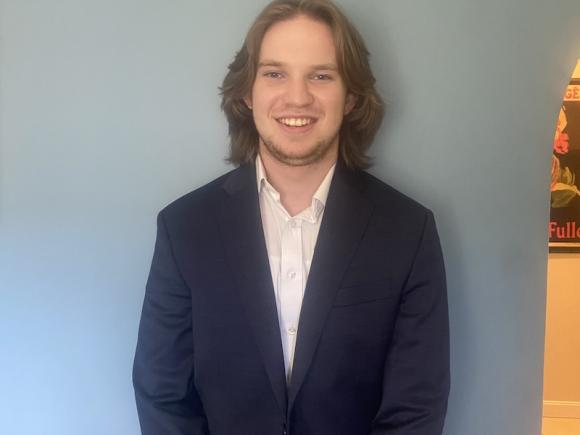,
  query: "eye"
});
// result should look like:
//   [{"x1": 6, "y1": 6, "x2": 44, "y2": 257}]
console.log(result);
[
  {"x1": 312, "y1": 73, "x2": 333, "y2": 81},
  {"x1": 263, "y1": 71, "x2": 284, "y2": 79}
]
